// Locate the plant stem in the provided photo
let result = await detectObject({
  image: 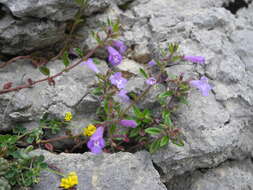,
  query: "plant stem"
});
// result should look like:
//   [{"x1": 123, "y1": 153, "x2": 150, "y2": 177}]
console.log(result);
[{"x1": 38, "y1": 134, "x2": 81, "y2": 144}]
